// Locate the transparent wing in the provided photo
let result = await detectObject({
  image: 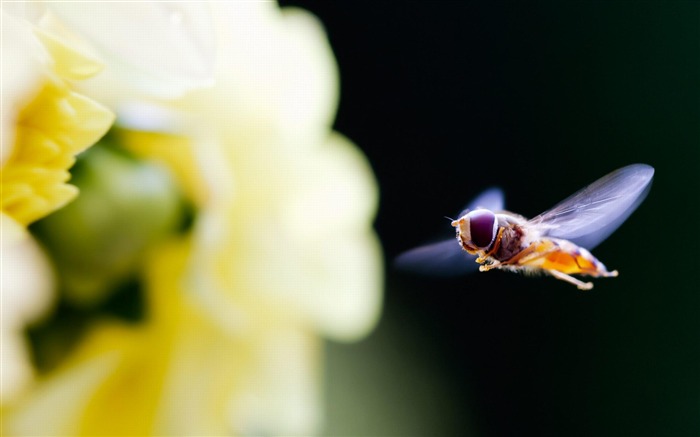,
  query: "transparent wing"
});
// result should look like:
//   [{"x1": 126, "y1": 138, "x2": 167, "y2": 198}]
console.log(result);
[
  {"x1": 395, "y1": 187, "x2": 503, "y2": 276},
  {"x1": 394, "y1": 239, "x2": 479, "y2": 276},
  {"x1": 458, "y1": 187, "x2": 504, "y2": 216},
  {"x1": 528, "y1": 164, "x2": 654, "y2": 250}
]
